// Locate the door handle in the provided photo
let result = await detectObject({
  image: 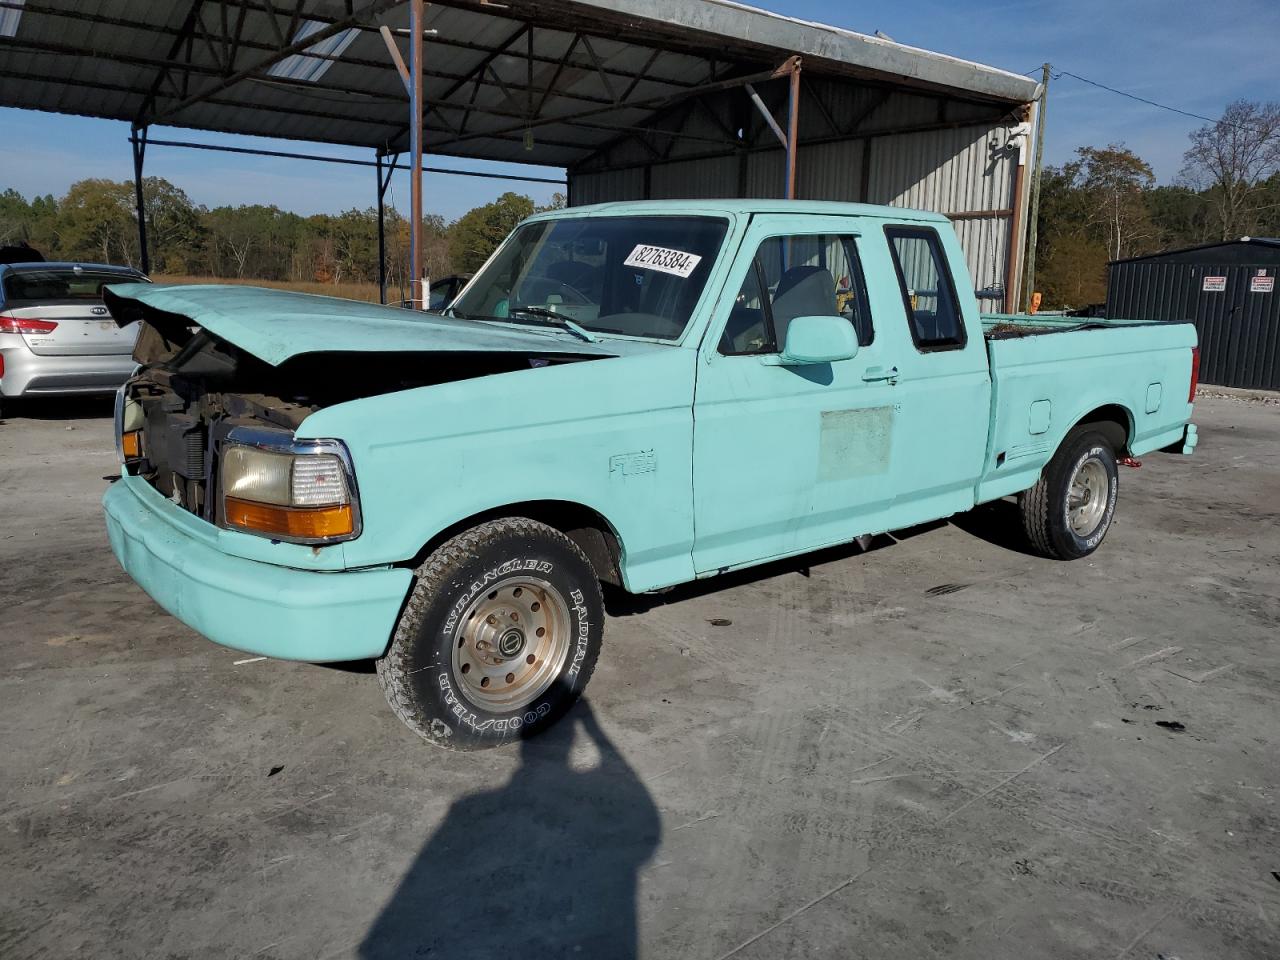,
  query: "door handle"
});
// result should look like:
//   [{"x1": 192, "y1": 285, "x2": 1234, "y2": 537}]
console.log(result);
[{"x1": 862, "y1": 365, "x2": 899, "y2": 384}]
